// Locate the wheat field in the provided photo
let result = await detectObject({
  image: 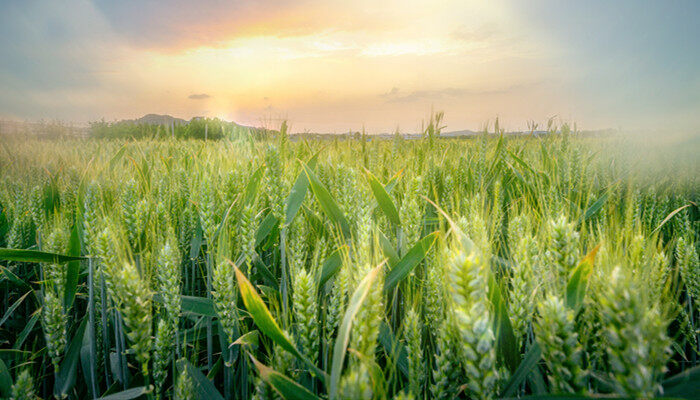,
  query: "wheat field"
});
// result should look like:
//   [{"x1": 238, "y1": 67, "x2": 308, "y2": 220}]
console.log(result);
[{"x1": 0, "y1": 125, "x2": 698, "y2": 400}]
